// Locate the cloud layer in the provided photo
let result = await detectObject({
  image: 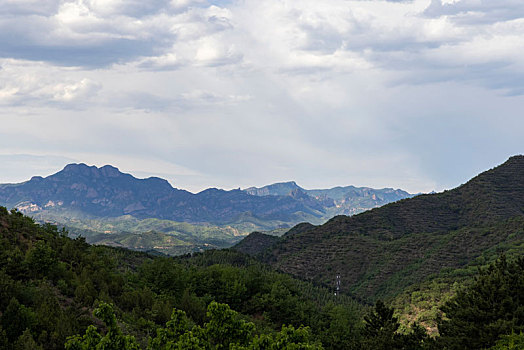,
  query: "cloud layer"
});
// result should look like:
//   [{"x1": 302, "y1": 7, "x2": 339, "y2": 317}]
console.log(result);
[{"x1": 0, "y1": 0, "x2": 523, "y2": 193}]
